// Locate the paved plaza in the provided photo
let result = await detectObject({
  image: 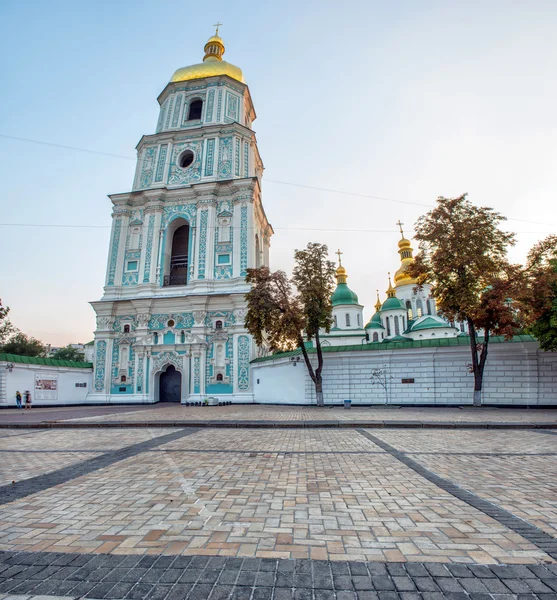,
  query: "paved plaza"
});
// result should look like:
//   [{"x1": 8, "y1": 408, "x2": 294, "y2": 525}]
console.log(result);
[
  {"x1": 1, "y1": 404, "x2": 557, "y2": 427},
  {"x1": 0, "y1": 420, "x2": 557, "y2": 598}
]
